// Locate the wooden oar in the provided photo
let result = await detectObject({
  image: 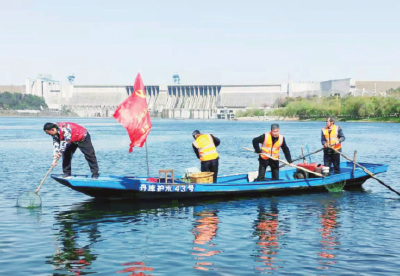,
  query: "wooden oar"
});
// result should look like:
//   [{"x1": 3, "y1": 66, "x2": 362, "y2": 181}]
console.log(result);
[
  {"x1": 280, "y1": 147, "x2": 324, "y2": 168},
  {"x1": 35, "y1": 156, "x2": 60, "y2": 194},
  {"x1": 329, "y1": 147, "x2": 400, "y2": 196},
  {"x1": 242, "y1": 147, "x2": 323, "y2": 177}
]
